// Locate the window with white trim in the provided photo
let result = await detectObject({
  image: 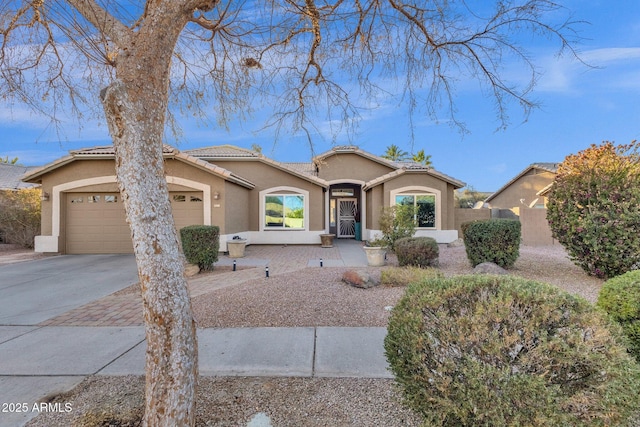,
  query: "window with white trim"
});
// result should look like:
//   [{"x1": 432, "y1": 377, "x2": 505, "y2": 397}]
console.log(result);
[
  {"x1": 395, "y1": 194, "x2": 436, "y2": 228},
  {"x1": 264, "y1": 194, "x2": 305, "y2": 229}
]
